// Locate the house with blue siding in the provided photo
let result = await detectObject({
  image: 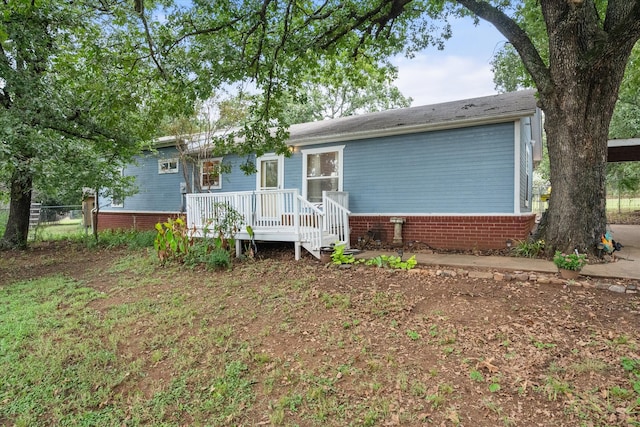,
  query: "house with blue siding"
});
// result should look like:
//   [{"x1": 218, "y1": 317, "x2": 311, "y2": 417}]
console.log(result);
[{"x1": 99, "y1": 90, "x2": 542, "y2": 259}]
